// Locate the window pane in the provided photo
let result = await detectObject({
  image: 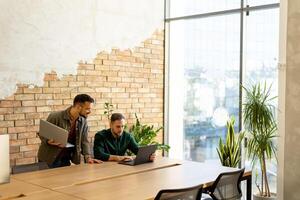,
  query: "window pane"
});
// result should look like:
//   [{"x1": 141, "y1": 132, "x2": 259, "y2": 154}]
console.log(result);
[
  {"x1": 168, "y1": 14, "x2": 240, "y2": 163},
  {"x1": 245, "y1": 0, "x2": 279, "y2": 7},
  {"x1": 169, "y1": 0, "x2": 240, "y2": 18},
  {"x1": 243, "y1": 8, "x2": 279, "y2": 194}
]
